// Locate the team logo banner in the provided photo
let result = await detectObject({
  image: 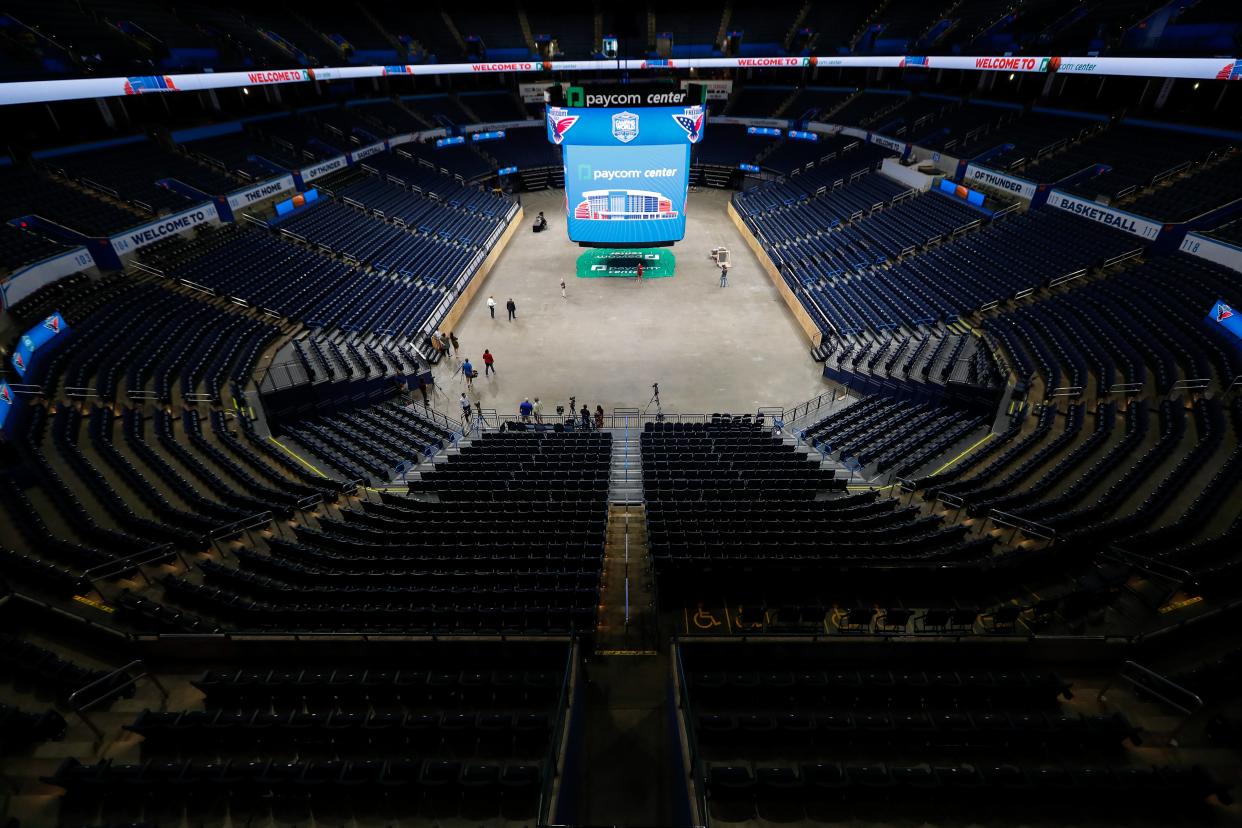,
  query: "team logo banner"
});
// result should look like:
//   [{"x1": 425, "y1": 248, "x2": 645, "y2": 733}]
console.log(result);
[
  {"x1": 10, "y1": 311, "x2": 70, "y2": 379},
  {"x1": 110, "y1": 203, "x2": 219, "y2": 255},
  {"x1": 672, "y1": 107, "x2": 705, "y2": 143},
  {"x1": 611, "y1": 111, "x2": 640, "y2": 143},
  {"x1": 1046, "y1": 190, "x2": 1162, "y2": 240},
  {"x1": 964, "y1": 164, "x2": 1038, "y2": 200},
  {"x1": 1181, "y1": 233, "x2": 1242, "y2": 274},
  {"x1": 226, "y1": 175, "x2": 296, "y2": 211},
  {"x1": 1206, "y1": 299, "x2": 1242, "y2": 350},
  {"x1": 546, "y1": 106, "x2": 580, "y2": 145}
]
